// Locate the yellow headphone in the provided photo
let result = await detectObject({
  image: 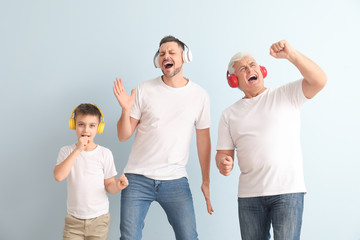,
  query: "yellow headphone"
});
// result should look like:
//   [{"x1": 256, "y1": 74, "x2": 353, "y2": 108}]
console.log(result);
[{"x1": 69, "y1": 103, "x2": 105, "y2": 134}]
